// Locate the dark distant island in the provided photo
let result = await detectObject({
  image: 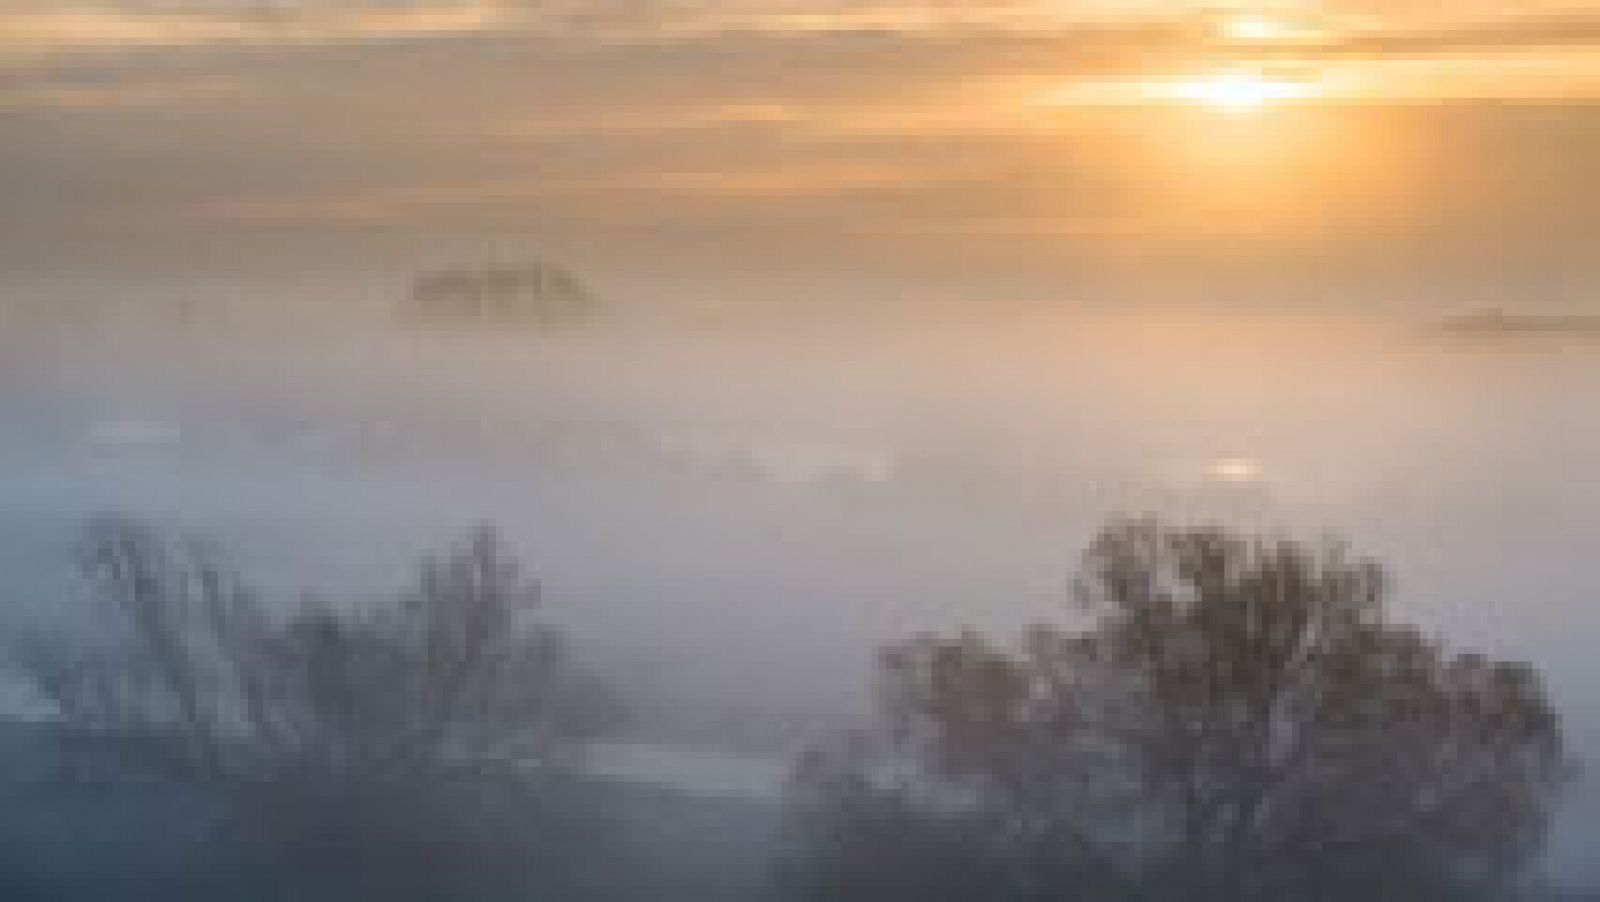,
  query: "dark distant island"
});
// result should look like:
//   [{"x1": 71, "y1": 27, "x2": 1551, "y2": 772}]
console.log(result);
[
  {"x1": 405, "y1": 261, "x2": 600, "y2": 327},
  {"x1": 1436, "y1": 308, "x2": 1600, "y2": 340}
]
